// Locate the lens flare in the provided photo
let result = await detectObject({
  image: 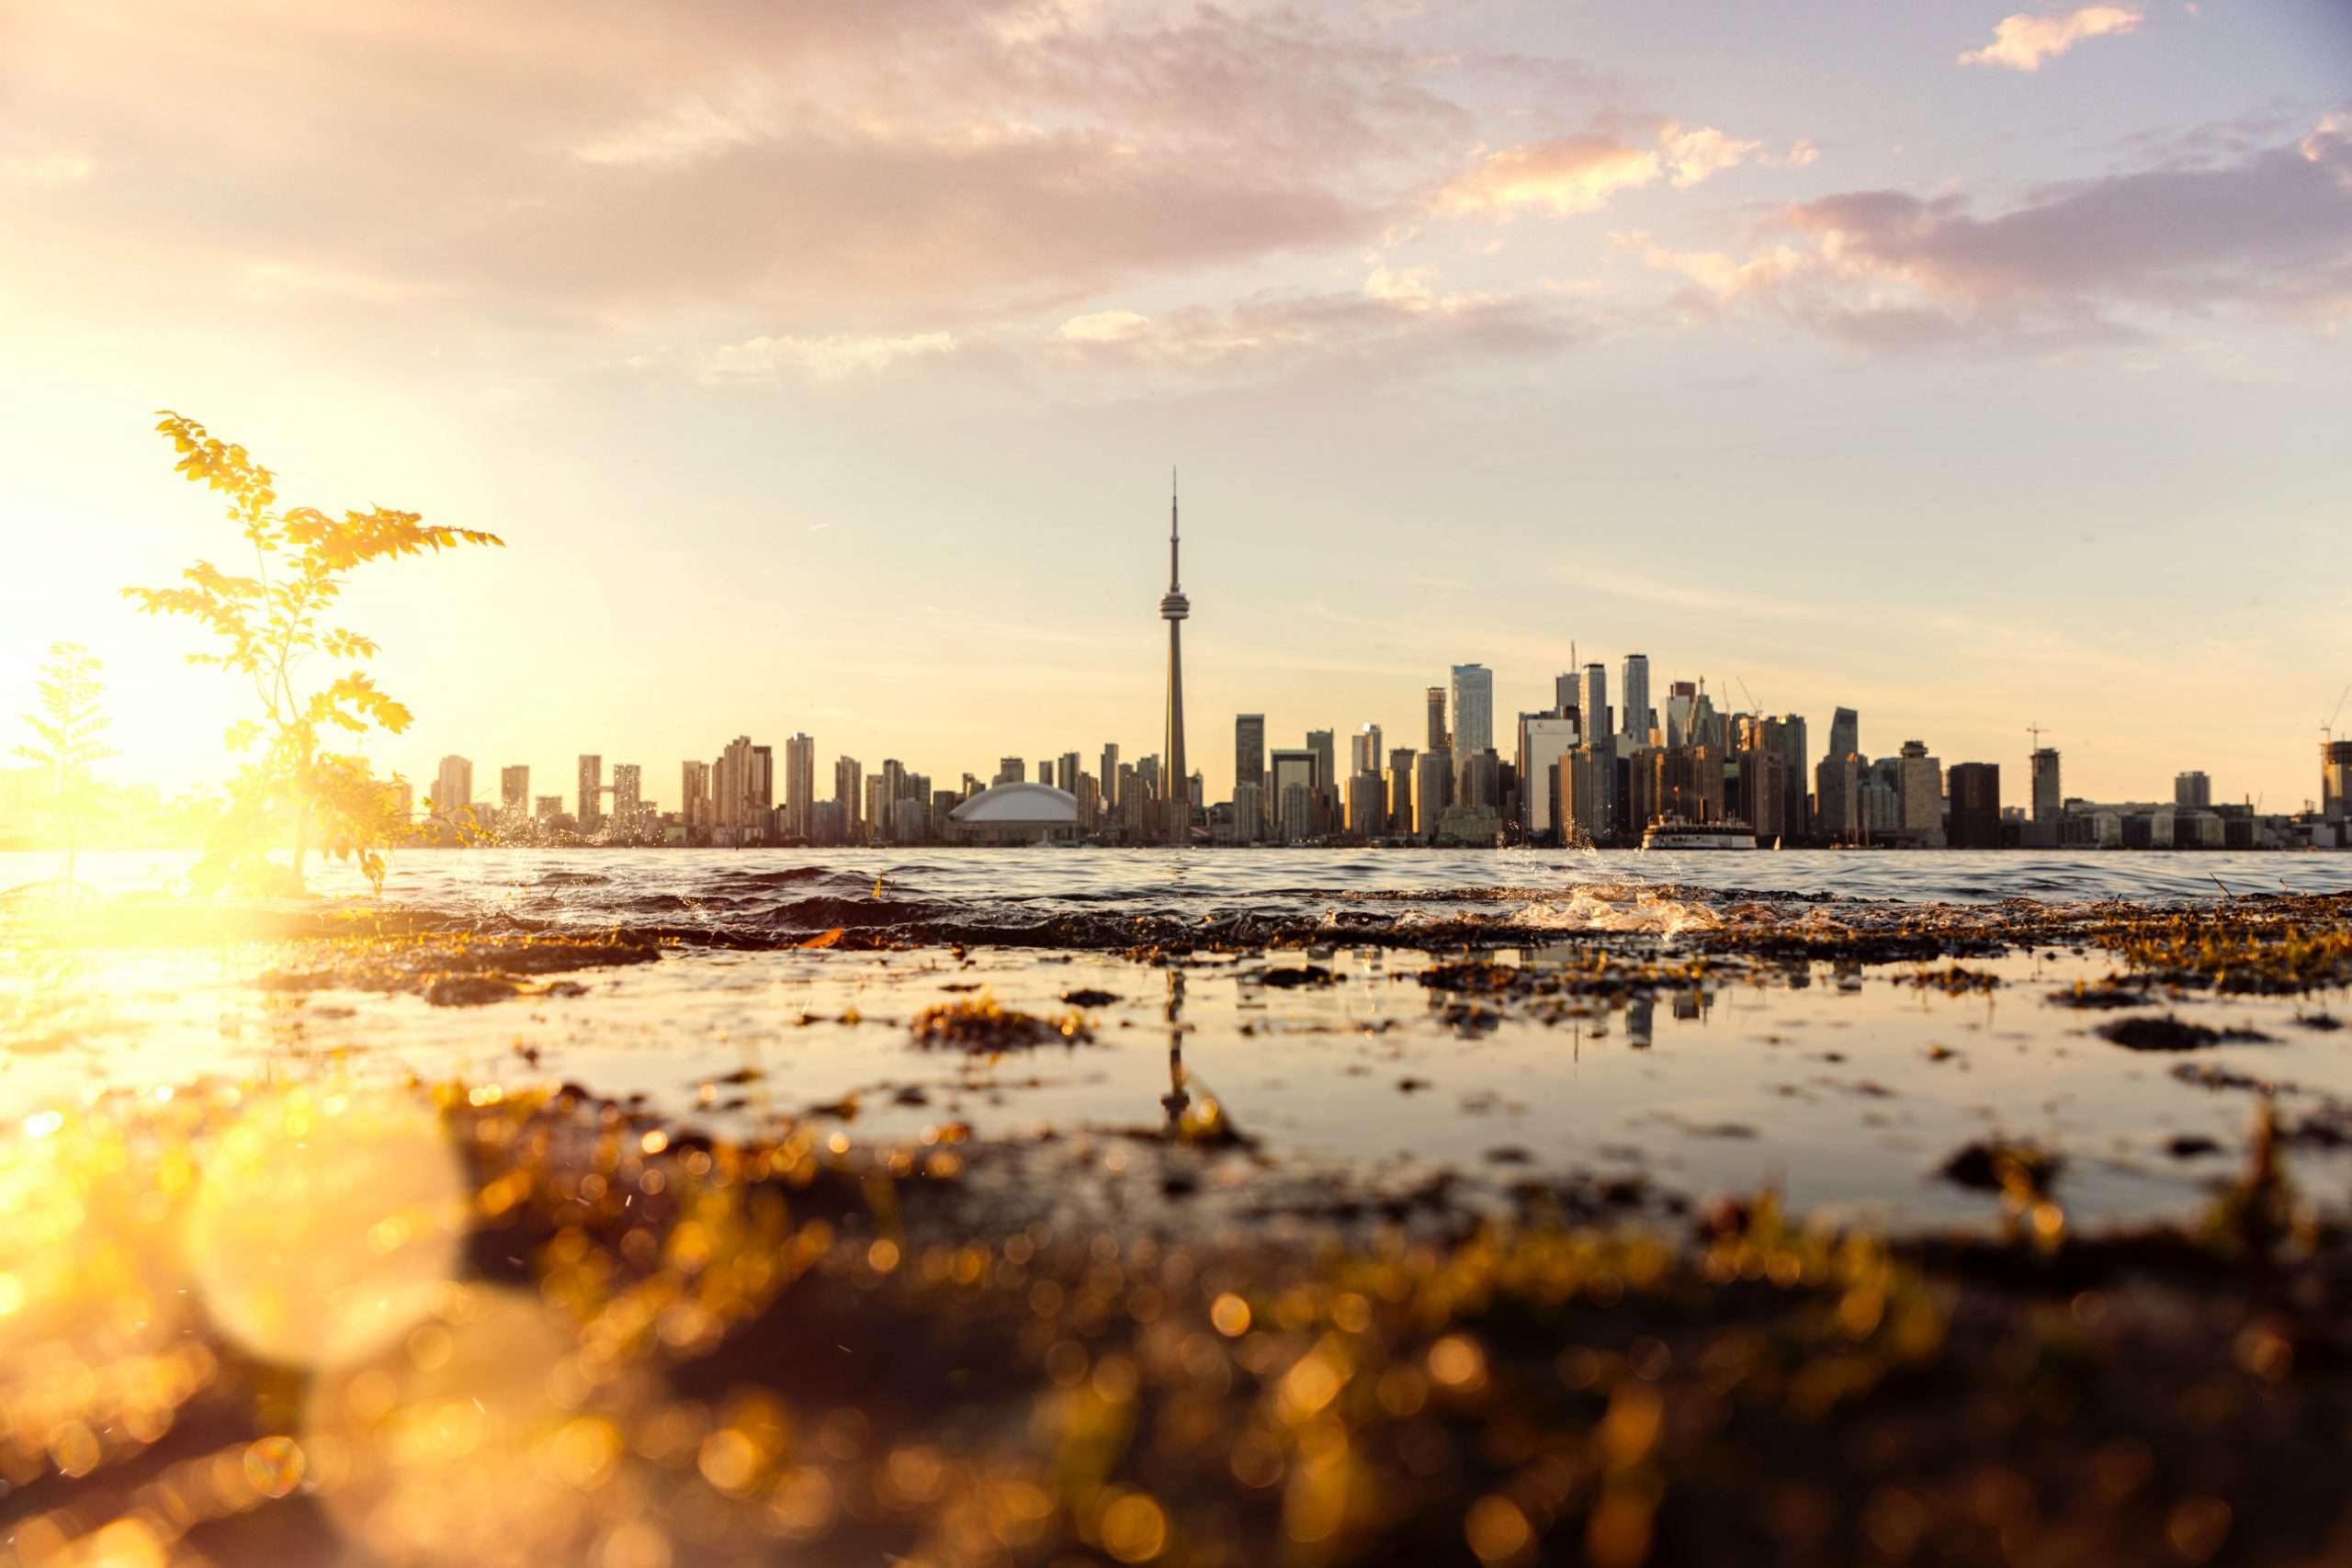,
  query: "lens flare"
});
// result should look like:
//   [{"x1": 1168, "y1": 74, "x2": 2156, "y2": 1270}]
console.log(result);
[{"x1": 184, "y1": 1088, "x2": 467, "y2": 1370}]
